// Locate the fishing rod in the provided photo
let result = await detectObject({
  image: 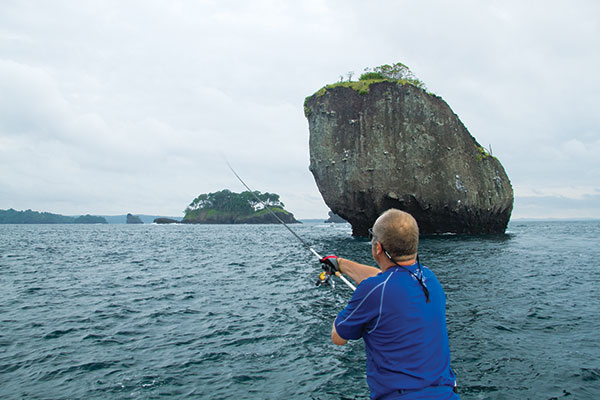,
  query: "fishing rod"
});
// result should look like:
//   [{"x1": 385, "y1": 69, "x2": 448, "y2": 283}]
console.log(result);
[{"x1": 226, "y1": 161, "x2": 356, "y2": 291}]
